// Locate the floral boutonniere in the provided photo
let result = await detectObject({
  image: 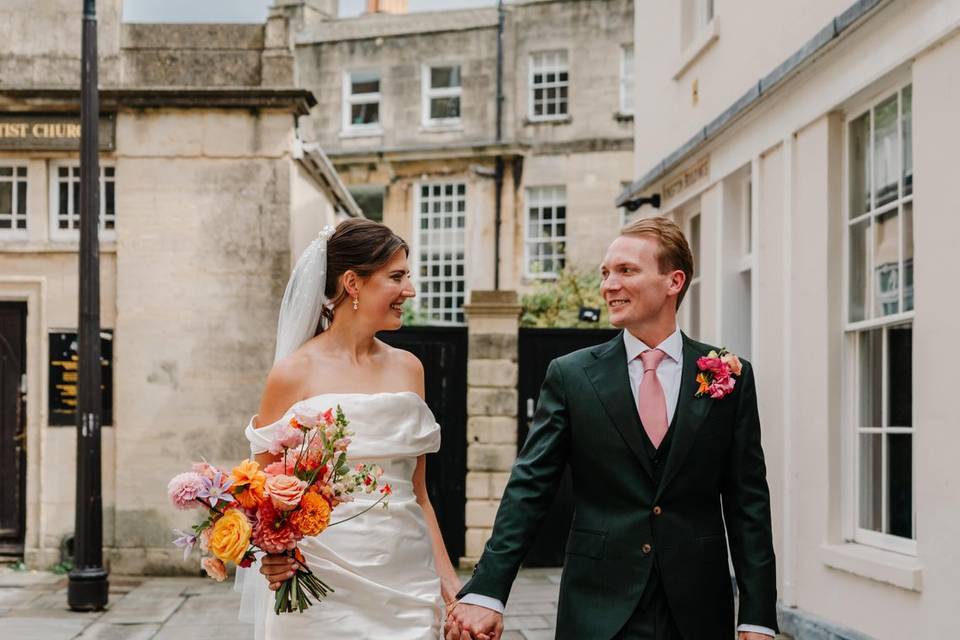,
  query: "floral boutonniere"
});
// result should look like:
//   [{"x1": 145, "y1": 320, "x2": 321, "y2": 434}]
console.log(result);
[{"x1": 695, "y1": 348, "x2": 743, "y2": 399}]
